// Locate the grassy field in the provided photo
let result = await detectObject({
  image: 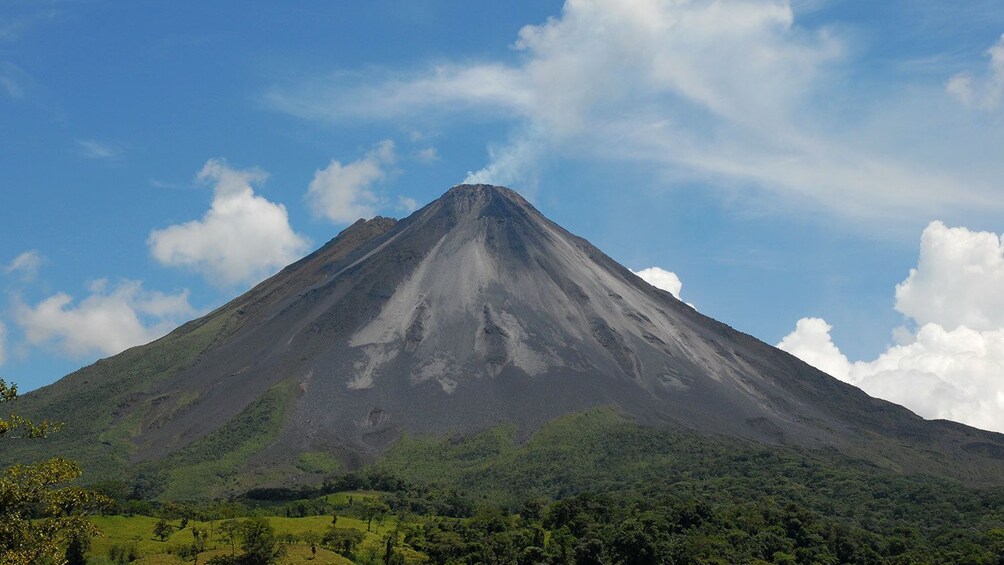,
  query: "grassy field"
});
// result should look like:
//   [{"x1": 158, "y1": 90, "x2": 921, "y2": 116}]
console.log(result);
[
  {"x1": 86, "y1": 492, "x2": 427, "y2": 564},
  {"x1": 121, "y1": 546, "x2": 353, "y2": 565}
]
